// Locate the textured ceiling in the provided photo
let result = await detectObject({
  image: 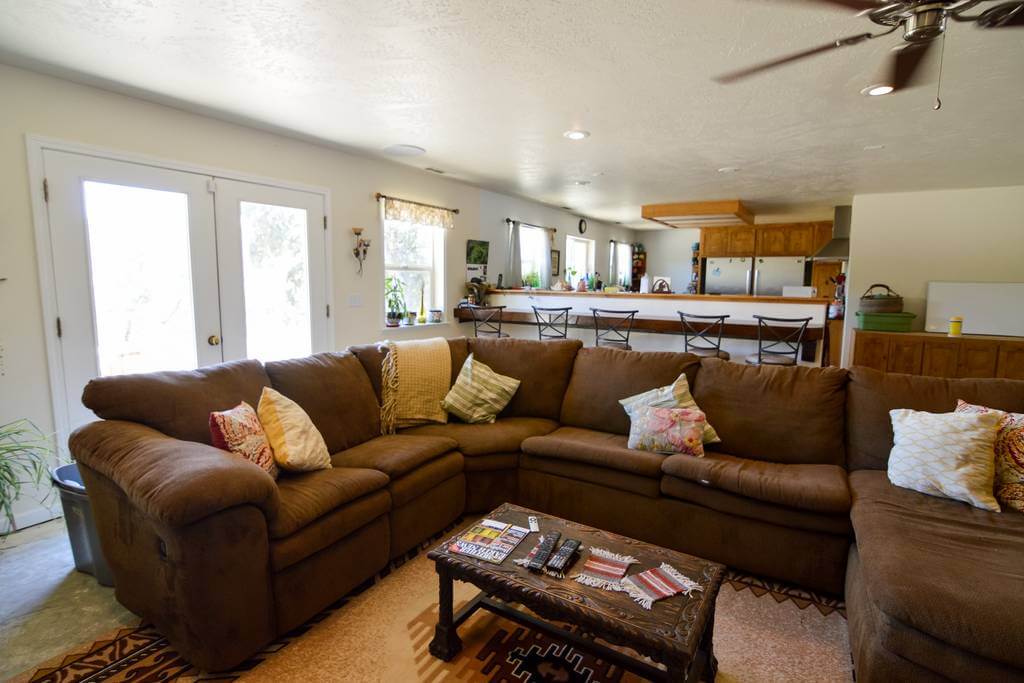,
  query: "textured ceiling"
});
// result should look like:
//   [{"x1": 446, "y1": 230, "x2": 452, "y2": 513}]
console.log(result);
[{"x1": 1, "y1": 0, "x2": 1022, "y2": 228}]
